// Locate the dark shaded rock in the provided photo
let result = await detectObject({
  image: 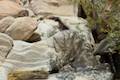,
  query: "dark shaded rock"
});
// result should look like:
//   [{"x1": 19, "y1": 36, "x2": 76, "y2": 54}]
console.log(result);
[
  {"x1": 26, "y1": 33, "x2": 41, "y2": 43},
  {"x1": 94, "y1": 38, "x2": 120, "y2": 80},
  {"x1": 77, "y1": 4, "x2": 87, "y2": 19}
]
